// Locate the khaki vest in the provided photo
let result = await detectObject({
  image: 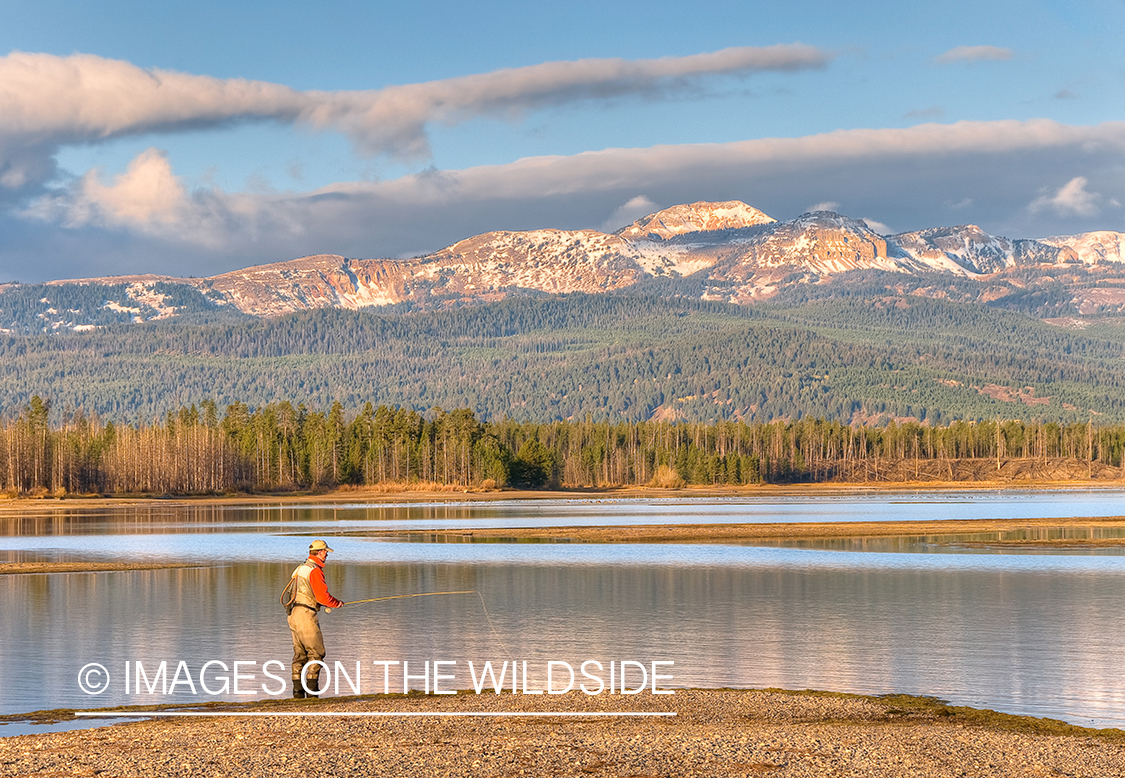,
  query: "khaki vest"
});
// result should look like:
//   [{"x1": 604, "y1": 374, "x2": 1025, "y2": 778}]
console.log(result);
[{"x1": 289, "y1": 561, "x2": 319, "y2": 610}]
